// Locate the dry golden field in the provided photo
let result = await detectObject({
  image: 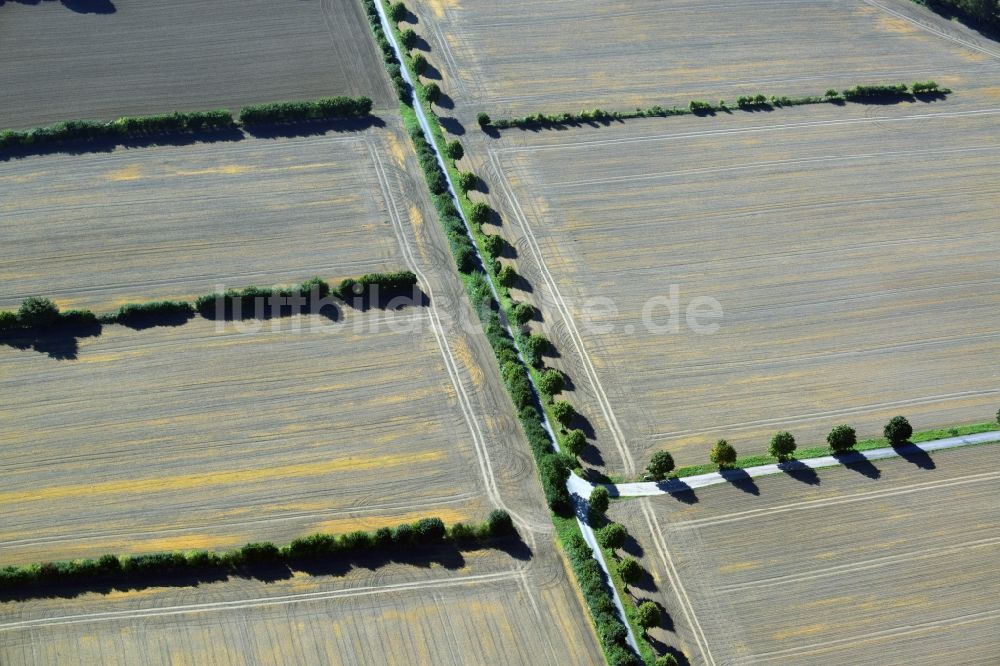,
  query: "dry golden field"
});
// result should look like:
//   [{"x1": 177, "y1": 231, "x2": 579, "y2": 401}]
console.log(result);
[
  {"x1": 0, "y1": 0, "x2": 394, "y2": 130},
  {"x1": 408, "y1": 0, "x2": 1000, "y2": 475},
  {"x1": 608, "y1": 445, "x2": 1000, "y2": 665},
  {"x1": 0, "y1": 537, "x2": 605, "y2": 665}
]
